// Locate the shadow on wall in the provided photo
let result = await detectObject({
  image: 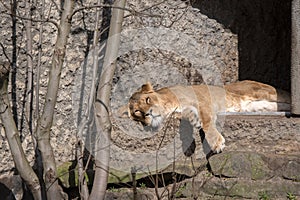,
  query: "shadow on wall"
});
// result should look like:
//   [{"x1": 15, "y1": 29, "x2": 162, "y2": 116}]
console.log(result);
[{"x1": 192, "y1": 0, "x2": 291, "y2": 91}]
